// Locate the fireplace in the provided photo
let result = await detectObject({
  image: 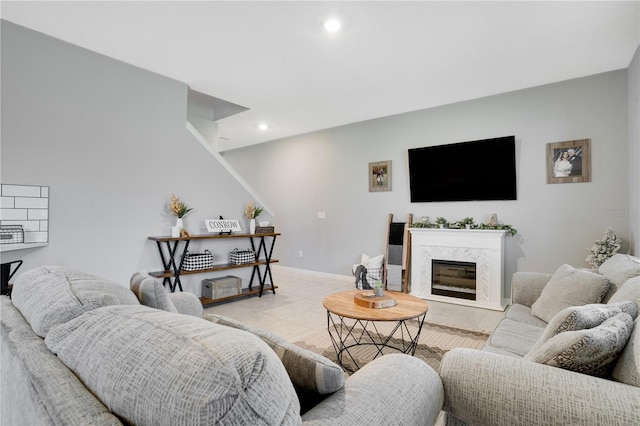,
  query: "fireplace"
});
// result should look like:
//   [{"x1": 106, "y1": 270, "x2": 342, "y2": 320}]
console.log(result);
[
  {"x1": 409, "y1": 228, "x2": 507, "y2": 311},
  {"x1": 431, "y1": 259, "x2": 476, "y2": 300}
]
